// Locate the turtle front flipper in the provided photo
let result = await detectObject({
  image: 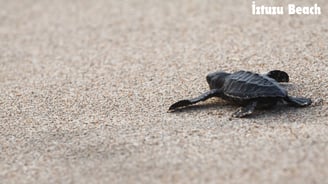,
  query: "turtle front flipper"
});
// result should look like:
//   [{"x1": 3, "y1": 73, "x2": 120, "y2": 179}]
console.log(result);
[
  {"x1": 232, "y1": 101, "x2": 258, "y2": 118},
  {"x1": 168, "y1": 89, "x2": 222, "y2": 112},
  {"x1": 266, "y1": 70, "x2": 289, "y2": 82},
  {"x1": 285, "y1": 96, "x2": 312, "y2": 107}
]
